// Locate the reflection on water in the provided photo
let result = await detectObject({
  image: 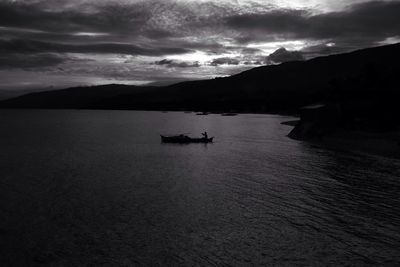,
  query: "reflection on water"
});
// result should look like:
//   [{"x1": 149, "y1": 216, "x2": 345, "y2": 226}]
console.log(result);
[{"x1": 0, "y1": 110, "x2": 399, "y2": 266}]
